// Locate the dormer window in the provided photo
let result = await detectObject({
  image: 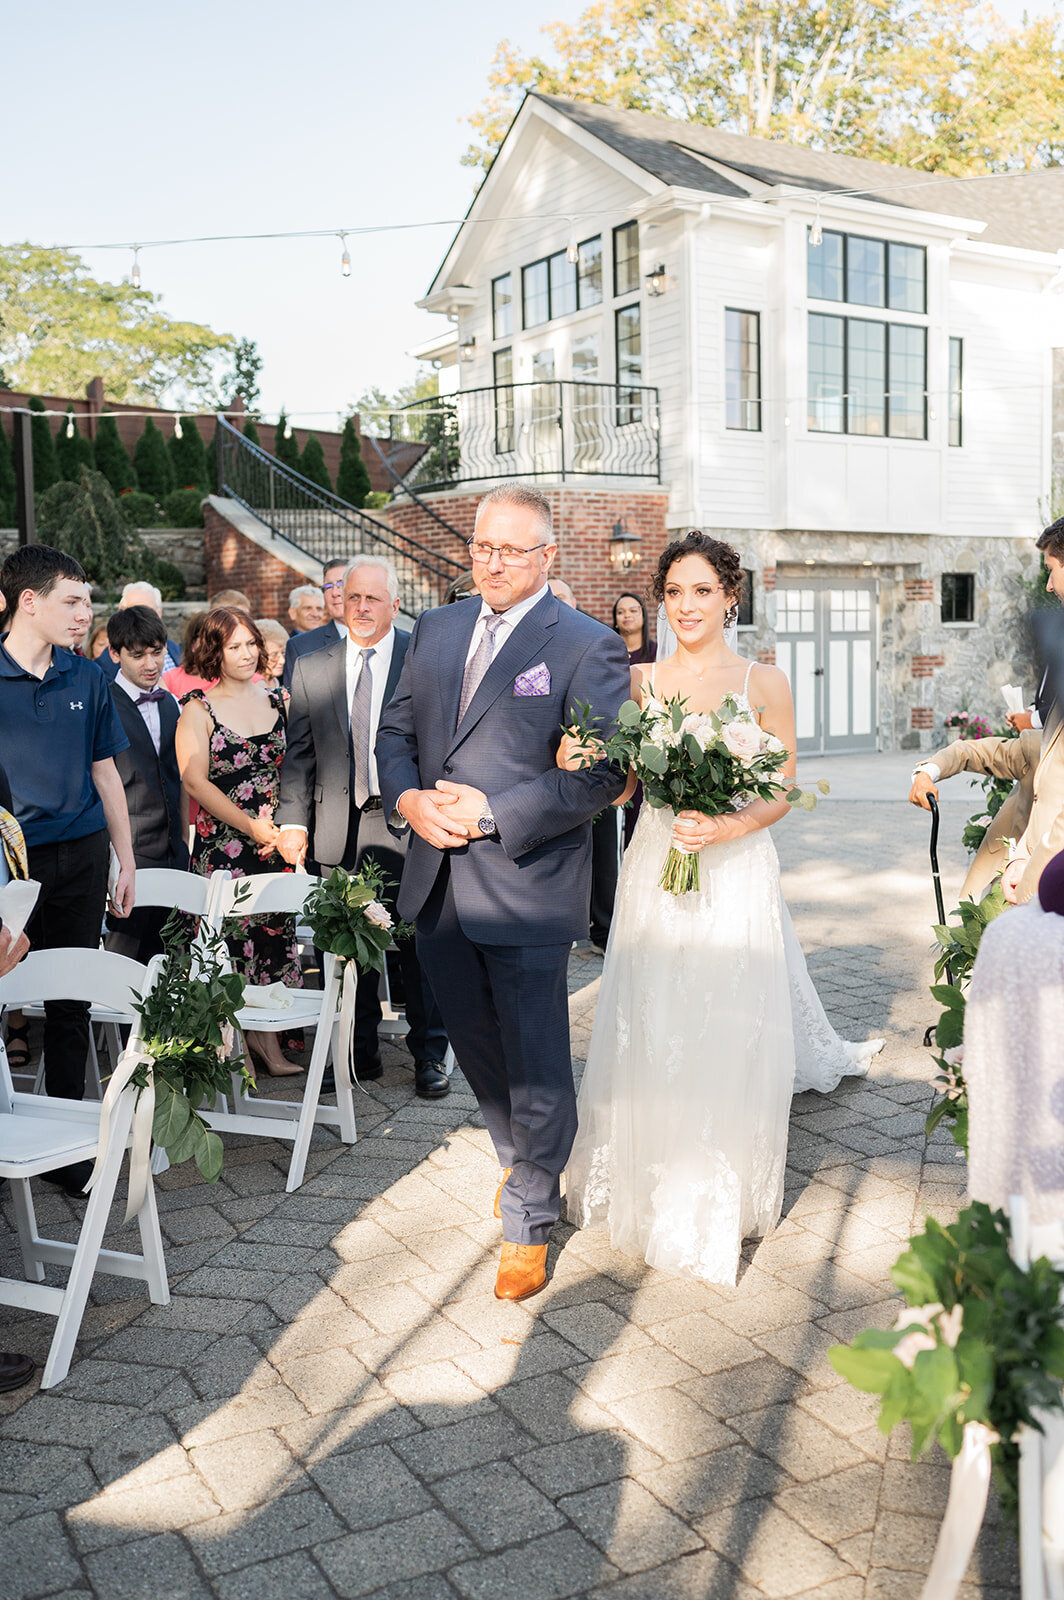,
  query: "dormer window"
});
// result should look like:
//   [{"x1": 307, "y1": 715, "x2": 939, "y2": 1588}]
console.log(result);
[{"x1": 808, "y1": 229, "x2": 926, "y2": 315}]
